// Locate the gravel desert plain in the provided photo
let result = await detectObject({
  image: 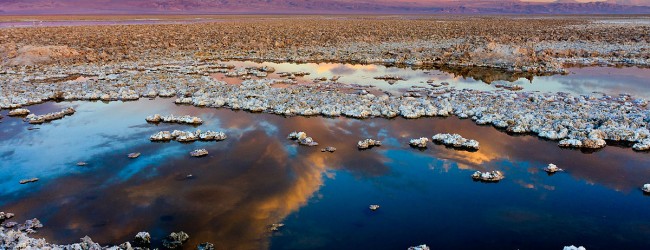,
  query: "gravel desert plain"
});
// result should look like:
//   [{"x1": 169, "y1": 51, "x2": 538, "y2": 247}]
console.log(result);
[{"x1": 1, "y1": 12, "x2": 650, "y2": 250}]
